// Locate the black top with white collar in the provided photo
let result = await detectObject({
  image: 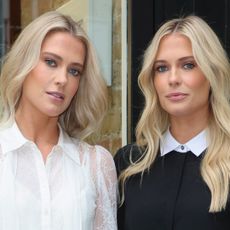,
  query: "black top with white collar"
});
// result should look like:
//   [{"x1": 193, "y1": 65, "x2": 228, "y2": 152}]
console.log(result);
[{"x1": 114, "y1": 144, "x2": 230, "y2": 230}]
